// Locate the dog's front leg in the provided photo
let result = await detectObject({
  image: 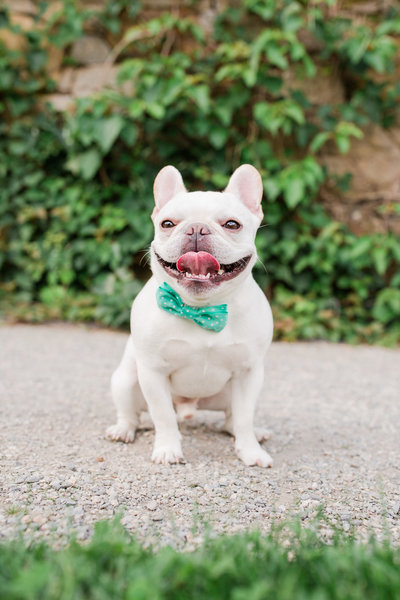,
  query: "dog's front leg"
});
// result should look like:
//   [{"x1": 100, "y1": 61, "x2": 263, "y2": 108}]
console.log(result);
[
  {"x1": 136, "y1": 362, "x2": 184, "y2": 465},
  {"x1": 231, "y1": 364, "x2": 273, "y2": 468}
]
